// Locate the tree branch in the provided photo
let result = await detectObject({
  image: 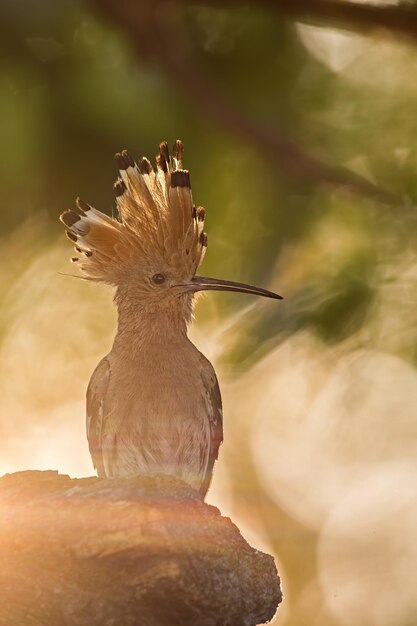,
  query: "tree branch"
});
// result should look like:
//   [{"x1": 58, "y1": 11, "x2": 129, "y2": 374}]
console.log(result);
[
  {"x1": 89, "y1": 0, "x2": 400, "y2": 204},
  {"x1": 184, "y1": 0, "x2": 417, "y2": 43}
]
